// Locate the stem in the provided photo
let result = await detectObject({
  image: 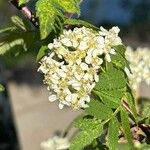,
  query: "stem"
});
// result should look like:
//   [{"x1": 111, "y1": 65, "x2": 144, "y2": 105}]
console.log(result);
[
  {"x1": 122, "y1": 100, "x2": 133, "y2": 116},
  {"x1": 10, "y1": 0, "x2": 39, "y2": 28},
  {"x1": 61, "y1": 114, "x2": 83, "y2": 138},
  {"x1": 122, "y1": 100, "x2": 139, "y2": 124},
  {"x1": 102, "y1": 105, "x2": 121, "y2": 125},
  {"x1": 61, "y1": 121, "x2": 73, "y2": 138},
  {"x1": 139, "y1": 124, "x2": 150, "y2": 139}
]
